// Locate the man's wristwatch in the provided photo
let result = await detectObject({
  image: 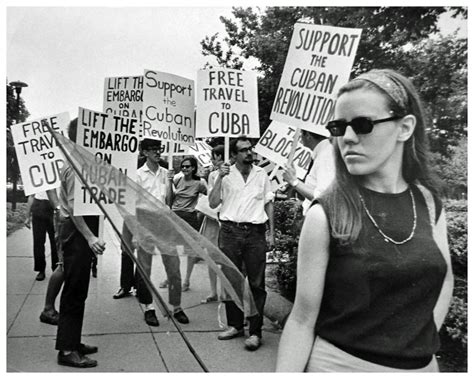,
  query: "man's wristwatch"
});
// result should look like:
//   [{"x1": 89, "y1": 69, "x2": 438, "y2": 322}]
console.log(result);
[
  {"x1": 291, "y1": 179, "x2": 299, "y2": 187},
  {"x1": 54, "y1": 205, "x2": 61, "y2": 213}
]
